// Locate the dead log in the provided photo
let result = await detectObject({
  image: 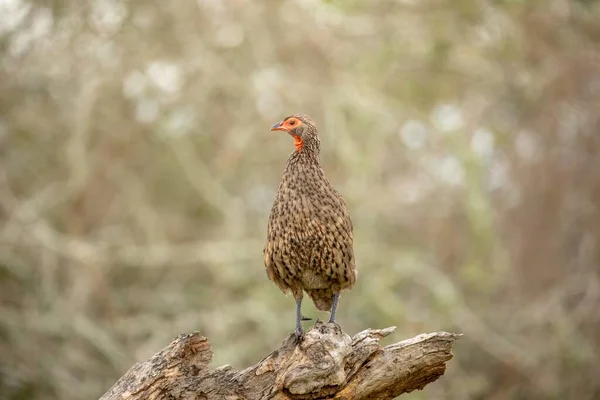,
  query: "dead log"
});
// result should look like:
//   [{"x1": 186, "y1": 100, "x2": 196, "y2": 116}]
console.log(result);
[{"x1": 100, "y1": 322, "x2": 461, "y2": 400}]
